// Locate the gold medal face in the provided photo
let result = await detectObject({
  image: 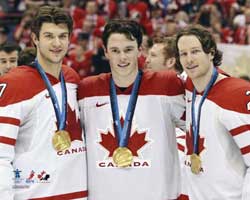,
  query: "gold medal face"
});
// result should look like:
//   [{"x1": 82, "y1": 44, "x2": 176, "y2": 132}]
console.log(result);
[
  {"x1": 112, "y1": 147, "x2": 133, "y2": 167},
  {"x1": 190, "y1": 153, "x2": 202, "y2": 174},
  {"x1": 52, "y1": 130, "x2": 71, "y2": 151}
]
